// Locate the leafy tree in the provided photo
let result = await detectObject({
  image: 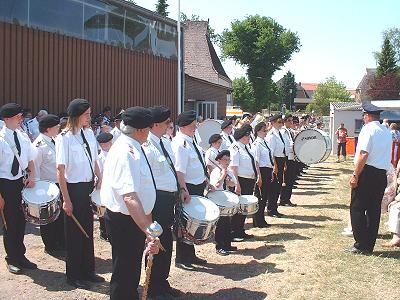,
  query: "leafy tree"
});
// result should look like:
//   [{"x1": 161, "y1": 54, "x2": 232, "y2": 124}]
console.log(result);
[
  {"x1": 156, "y1": 0, "x2": 169, "y2": 17},
  {"x1": 306, "y1": 77, "x2": 352, "y2": 115},
  {"x1": 367, "y1": 72, "x2": 400, "y2": 100},
  {"x1": 376, "y1": 37, "x2": 398, "y2": 77},
  {"x1": 232, "y1": 77, "x2": 256, "y2": 112},
  {"x1": 180, "y1": 13, "x2": 218, "y2": 43},
  {"x1": 374, "y1": 27, "x2": 400, "y2": 65},
  {"x1": 219, "y1": 15, "x2": 300, "y2": 110},
  {"x1": 278, "y1": 71, "x2": 297, "y2": 110}
]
